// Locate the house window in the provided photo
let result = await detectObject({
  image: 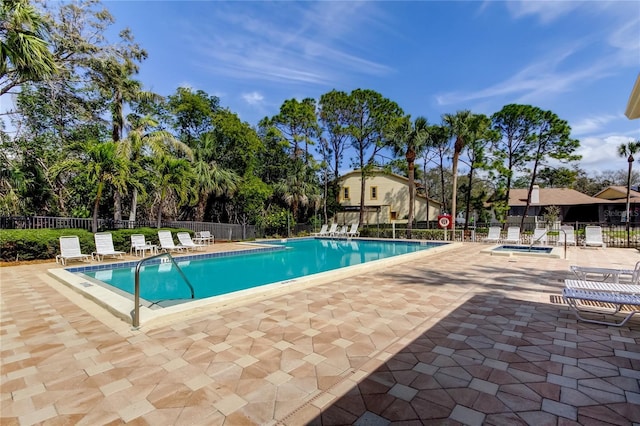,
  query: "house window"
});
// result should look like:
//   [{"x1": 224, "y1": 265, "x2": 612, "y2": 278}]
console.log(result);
[
  {"x1": 370, "y1": 186, "x2": 378, "y2": 200},
  {"x1": 390, "y1": 211, "x2": 398, "y2": 220},
  {"x1": 343, "y1": 187, "x2": 350, "y2": 201}
]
